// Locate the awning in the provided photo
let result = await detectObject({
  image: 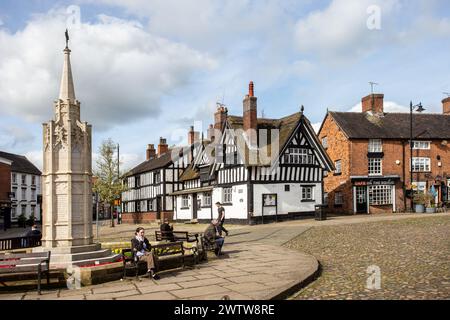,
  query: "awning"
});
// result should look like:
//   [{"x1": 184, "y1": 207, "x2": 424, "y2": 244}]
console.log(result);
[{"x1": 170, "y1": 186, "x2": 213, "y2": 196}]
